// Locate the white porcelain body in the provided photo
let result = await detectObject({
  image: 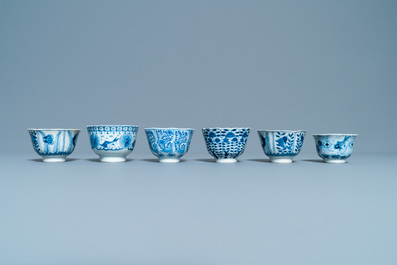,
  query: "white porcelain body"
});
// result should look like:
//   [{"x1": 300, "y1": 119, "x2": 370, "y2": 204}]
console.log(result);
[
  {"x1": 313, "y1": 134, "x2": 358, "y2": 163},
  {"x1": 257, "y1": 130, "x2": 306, "y2": 163},
  {"x1": 145, "y1": 128, "x2": 194, "y2": 163},
  {"x1": 28, "y1": 129, "x2": 81, "y2": 162},
  {"x1": 202, "y1": 127, "x2": 250, "y2": 163},
  {"x1": 87, "y1": 125, "x2": 139, "y2": 163}
]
